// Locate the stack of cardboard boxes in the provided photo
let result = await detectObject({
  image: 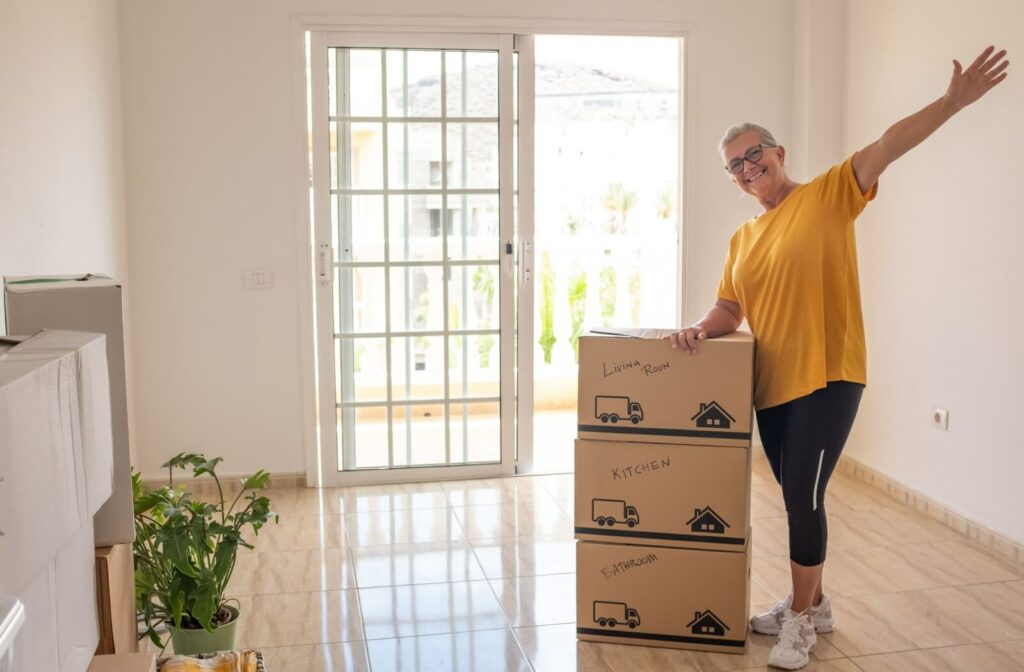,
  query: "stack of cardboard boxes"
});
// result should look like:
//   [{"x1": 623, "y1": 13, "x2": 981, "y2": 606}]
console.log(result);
[{"x1": 574, "y1": 328, "x2": 755, "y2": 654}]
